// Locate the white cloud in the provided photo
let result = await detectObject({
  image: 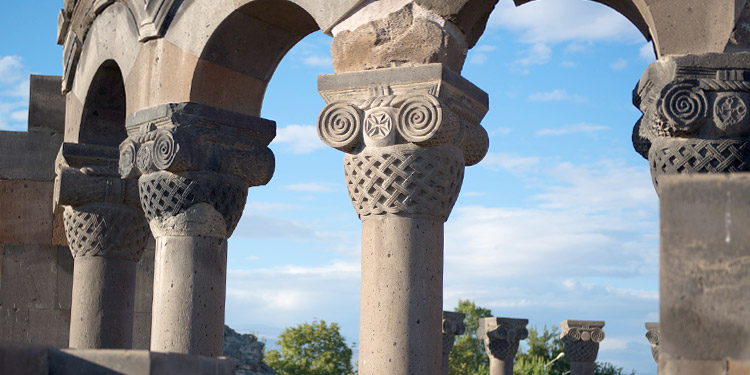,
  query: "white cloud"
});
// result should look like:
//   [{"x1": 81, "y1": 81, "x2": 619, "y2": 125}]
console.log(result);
[
  {"x1": 640, "y1": 42, "x2": 656, "y2": 61},
  {"x1": 610, "y1": 58, "x2": 628, "y2": 70},
  {"x1": 0, "y1": 56, "x2": 23, "y2": 84},
  {"x1": 0, "y1": 56, "x2": 28, "y2": 131},
  {"x1": 560, "y1": 61, "x2": 578, "y2": 68},
  {"x1": 469, "y1": 53, "x2": 489, "y2": 65},
  {"x1": 528, "y1": 89, "x2": 587, "y2": 103},
  {"x1": 490, "y1": 0, "x2": 643, "y2": 44},
  {"x1": 536, "y1": 123, "x2": 609, "y2": 136},
  {"x1": 282, "y1": 182, "x2": 337, "y2": 193},
  {"x1": 515, "y1": 43, "x2": 552, "y2": 66},
  {"x1": 301, "y1": 55, "x2": 332, "y2": 67},
  {"x1": 481, "y1": 152, "x2": 540, "y2": 173},
  {"x1": 272, "y1": 124, "x2": 326, "y2": 154}
]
